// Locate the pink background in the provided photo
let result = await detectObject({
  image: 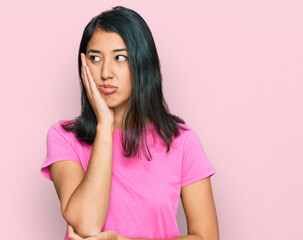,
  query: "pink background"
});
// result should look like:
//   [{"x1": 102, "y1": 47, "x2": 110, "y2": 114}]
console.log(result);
[{"x1": 1, "y1": 0, "x2": 302, "y2": 239}]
